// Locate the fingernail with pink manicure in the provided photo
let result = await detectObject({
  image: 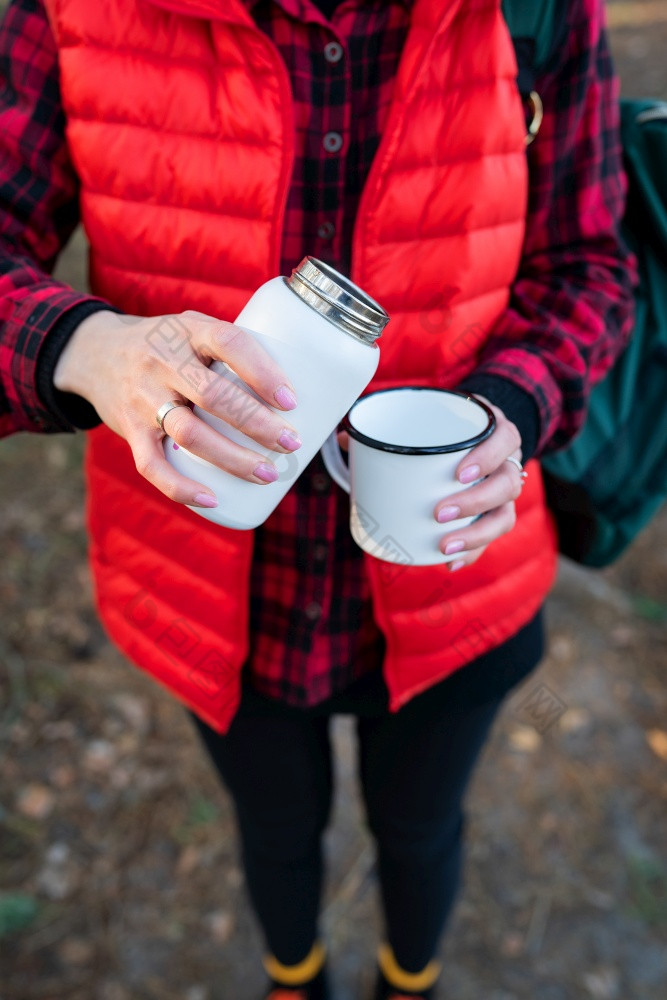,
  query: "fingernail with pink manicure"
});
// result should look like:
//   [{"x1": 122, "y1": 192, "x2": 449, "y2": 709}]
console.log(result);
[
  {"x1": 274, "y1": 385, "x2": 297, "y2": 410},
  {"x1": 278, "y1": 429, "x2": 302, "y2": 452},
  {"x1": 449, "y1": 559, "x2": 466, "y2": 572},
  {"x1": 459, "y1": 464, "x2": 480, "y2": 484},
  {"x1": 437, "y1": 505, "x2": 461, "y2": 523},
  {"x1": 254, "y1": 462, "x2": 279, "y2": 483},
  {"x1": 444, "y1": 539, "x2": 465, "y2": 555},
  {"x1": 193, "y1": 493, "x2": 218, "y2": 508}
]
